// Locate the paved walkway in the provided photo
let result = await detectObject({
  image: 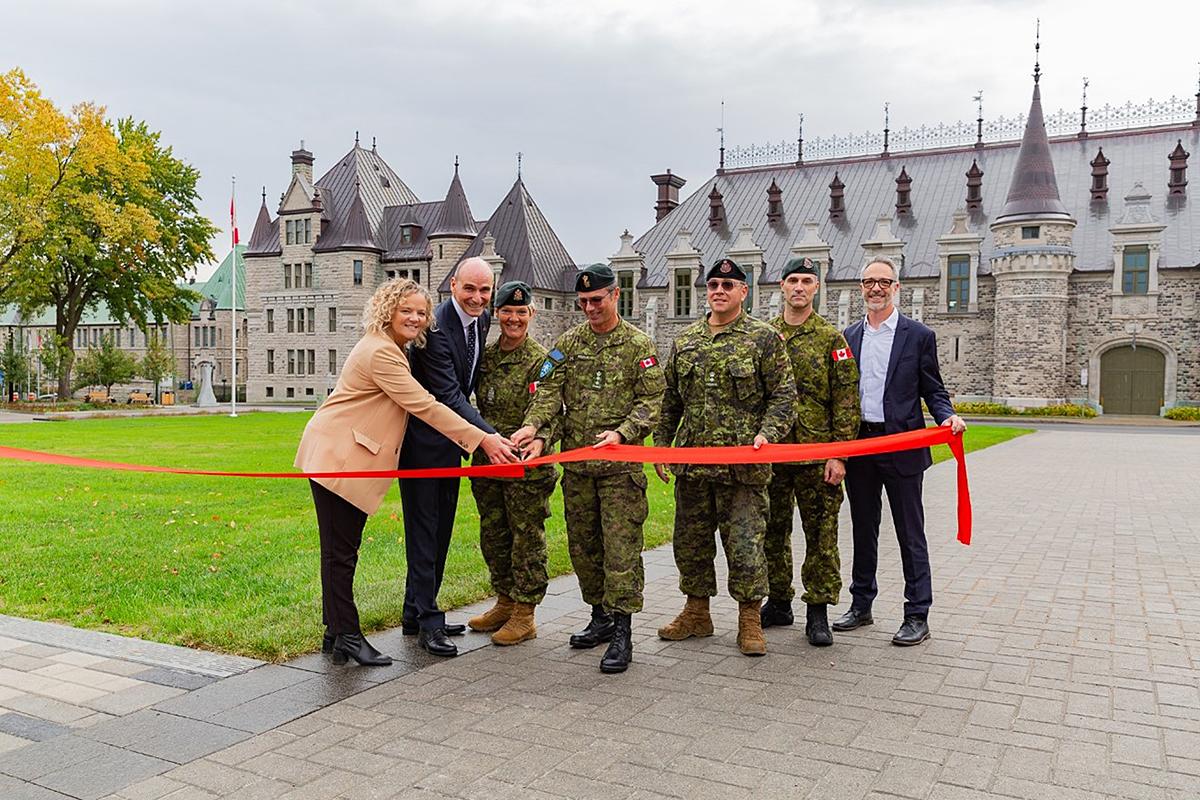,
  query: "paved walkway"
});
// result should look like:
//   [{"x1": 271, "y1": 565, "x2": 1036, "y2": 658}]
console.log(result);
[{"x1": 0, "y1": 428, "x2": 1197, "y2": 799}]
